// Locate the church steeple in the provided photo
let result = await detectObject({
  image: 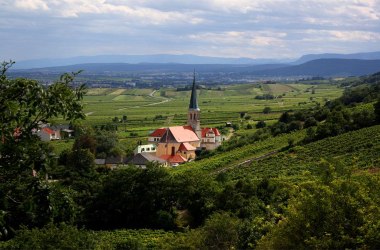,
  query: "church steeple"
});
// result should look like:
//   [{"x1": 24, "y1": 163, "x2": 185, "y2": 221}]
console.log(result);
[
  {"x1": 189, "y1": 70, "x2": 199, "y2": 110},
  {"x1": 187, "y1": 70, "x2": 201, "y2": 138}
]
